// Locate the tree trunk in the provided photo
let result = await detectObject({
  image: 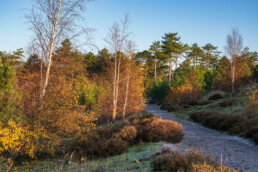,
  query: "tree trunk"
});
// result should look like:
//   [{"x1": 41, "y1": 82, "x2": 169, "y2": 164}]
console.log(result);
[
  {"x1": 231, "y1": 59, "x2": 235, "y2": 97},
  {"x1": 112, "y1": 52, "x2": 118, "y2": 120},
  {"x1": 207, "y1": 52, "x2": 210, "y2": 69},
  {"x1": 123, "y1": 58, "x2": 131, "y2": 118},
  {"x1": 169, "y1": 53, "x2": 172, "y2": 85},
  {"x1": 154, "y1": 55, "x2": 157, "y2": 86},
  {"x1": 115, "y1": 54, "x2": 121, "y2": 119},
  {"x1": 40, "y1": 0, "x2": 62, "y2": 101},
  {"x1": 172, "y1": 57, "x2": 178, "y2": 79}
]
